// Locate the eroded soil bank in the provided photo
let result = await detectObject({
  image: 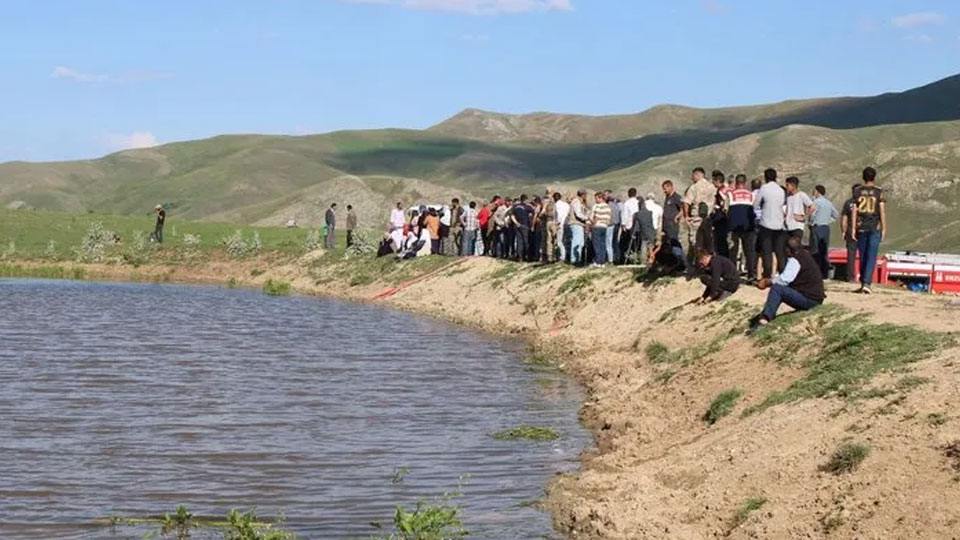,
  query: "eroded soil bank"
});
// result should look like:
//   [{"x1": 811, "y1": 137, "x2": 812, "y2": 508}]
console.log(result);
[{"x1": 9, "y1": 254, "x2": 960, "y2": 539}]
